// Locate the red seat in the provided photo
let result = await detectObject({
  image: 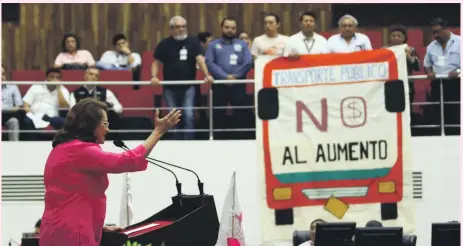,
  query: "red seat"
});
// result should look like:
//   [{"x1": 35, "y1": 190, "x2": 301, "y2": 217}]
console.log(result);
[
  {"x1": 363, "y1": 30, "x2": 383, "y2": 49},
  {"x1": 60, "y1": 70, "x2": 85, "y2": 92},
  {"x1": 141, "y1": 51, "x2": 163, "y2": 95},
  {"x1": 61, "y1": 70, "x2": 85, "y2": 81},
  {"x1": 449, "y1": 27, "x2": 460, "y2": 35},
  {"x1": 246, "y1": 69, "x2": 255, "y2": 95},
  {"x1": 407, "y1": 29, "x2": 424, "y2": 48},
  {"x1": 11, "y1": 70, "x2": 46, "y2": 95},
  {"x1": 410, "y1": 46, "x2": 429, "y2": 114}
]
